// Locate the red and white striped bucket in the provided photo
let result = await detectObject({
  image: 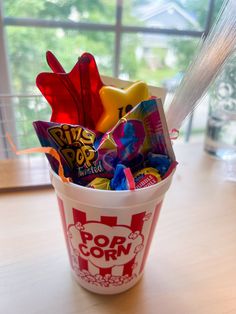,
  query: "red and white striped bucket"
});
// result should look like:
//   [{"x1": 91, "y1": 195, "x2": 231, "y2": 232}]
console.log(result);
[{"x1": 51, "y1": 169, "x2": 175, "y2": 294}]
